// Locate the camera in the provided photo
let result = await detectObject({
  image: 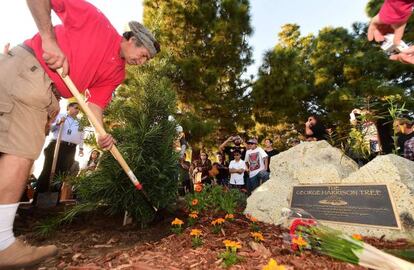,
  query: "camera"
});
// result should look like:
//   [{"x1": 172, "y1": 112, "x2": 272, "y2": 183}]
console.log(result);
[{"x1": 381, "y1": 34, "x2": 409, "y2": 54}]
